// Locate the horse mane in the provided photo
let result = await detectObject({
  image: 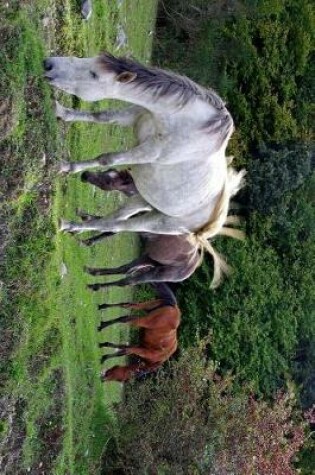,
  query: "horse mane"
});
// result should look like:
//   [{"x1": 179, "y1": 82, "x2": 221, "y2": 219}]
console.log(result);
[
  {"x1": 98, "y1": 52, "x2": 226, "y2": 110},
  {"x1": 189, "y1": 162, "x2": 247, "y2": 289}
]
